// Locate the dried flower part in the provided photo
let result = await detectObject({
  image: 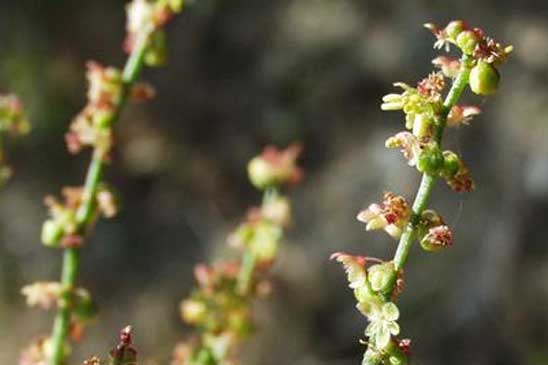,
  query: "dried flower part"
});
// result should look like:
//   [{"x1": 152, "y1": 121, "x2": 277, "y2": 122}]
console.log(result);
[
  {"x1": 444, "y1": 158, "x2": 474, "y2": 193},
  {"x1": 96, "y1": 185, "x2": 119, "y2": 218},
  {"x1": 247, "y1": 144, "x2": 303, "y2": 190},
  {"x1": 19, "y1": 337, "x2": 51, "y2": 365},
  {"x1": 385, "y1": 132, "x2": 422, "y2": 166},
  {"x1": 110, "y1": 326, "x2": 137, "y2": 365},
  {"x1": 432, "y1": 56, "x2": 461, "y2": 78},
  {"x1": 130, "y1": 82, "x2": 156, "y2": 102},
  {"x1": 125, "y1": 0, "x2": 184, "y2": 65},
  {"x1": 417, "y1": 72, "x2": 445, "y2": 101},
  {"x1": 21, "y1": 282, "x2": 62, "y2": 310},
  {"x1": 447, "y1": 105, "x2": 481, "y2": 126},
  {"x1": 357, "y1": 192, "x2": 411, "y2": 239},
  {"x1": 82, "y1": 356, "x2": 102, "y2": 365},
  {"x1": 66, "y1": 62, "x2": 123, "y2": 159},
  {"x1": 331, "y1": 253, "x2": 368, "y2": 289},
  {"x1": 0, "y1": 94, "x2": 30, "y2": 135},
  {"x1": 420, "y1": 225, "x2": 453, "y2": 252}
]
